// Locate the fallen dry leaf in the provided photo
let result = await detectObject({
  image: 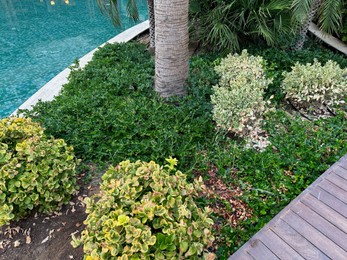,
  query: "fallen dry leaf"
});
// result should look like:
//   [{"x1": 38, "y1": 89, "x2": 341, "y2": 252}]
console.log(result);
[
  {"x1": 41, "y1": 236, "x2": 49, "y2": 244},
  {"x1": 13, "y1": 240, "x2": 20, "y2": 247},
  {"x1": 70, "y1": 230, "x2": 79, "y2": 237},
  {"x1": 26, "y1": 236, "x2": 31, "y2": 244}
]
